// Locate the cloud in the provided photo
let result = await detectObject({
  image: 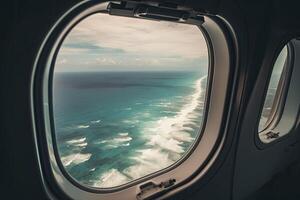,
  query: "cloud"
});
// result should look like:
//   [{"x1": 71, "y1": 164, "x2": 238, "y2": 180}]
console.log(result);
[{"x1": 56, "y1": 13, "x2": 208, "y2": 71}]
